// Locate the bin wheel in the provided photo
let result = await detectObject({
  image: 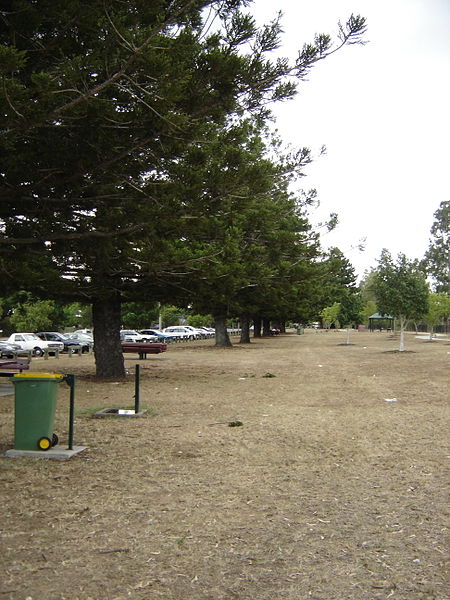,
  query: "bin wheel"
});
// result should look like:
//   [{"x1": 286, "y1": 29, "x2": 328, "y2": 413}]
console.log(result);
[
  {"x1": 37, "y1": 437, "x2": 52, "y2": 451},
  {"x1": 52, "y1": 433, "x2": 59, "y2": 447}
]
